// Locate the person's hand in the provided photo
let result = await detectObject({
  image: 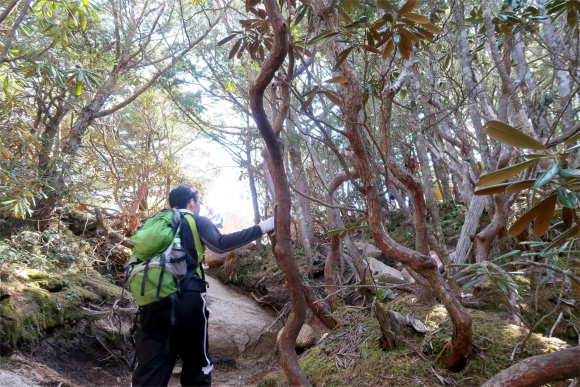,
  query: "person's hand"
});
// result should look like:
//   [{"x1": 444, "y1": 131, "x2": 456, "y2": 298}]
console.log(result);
[{"x1": 259, "y1": 217, "x2": 275, "y2": 234}]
